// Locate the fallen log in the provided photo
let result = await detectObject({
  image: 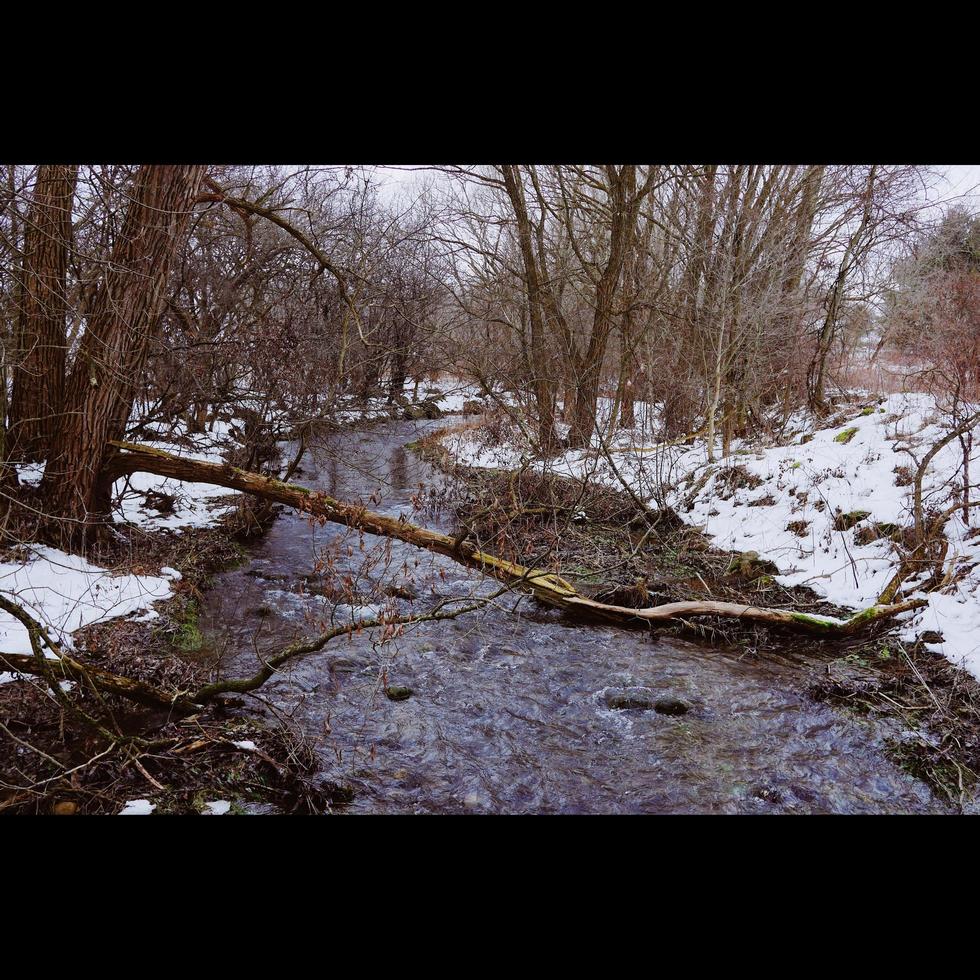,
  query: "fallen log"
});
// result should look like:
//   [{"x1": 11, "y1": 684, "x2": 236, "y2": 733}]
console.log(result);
[{"x1": 105, "y1": 440, "x2": 925, "y2": 635}]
